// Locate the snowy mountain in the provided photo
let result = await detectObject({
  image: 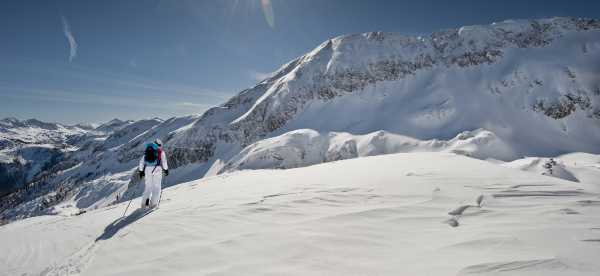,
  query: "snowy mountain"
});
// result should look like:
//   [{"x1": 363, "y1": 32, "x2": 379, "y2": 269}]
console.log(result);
[
  {"x1": 163, "y1": 17, "x2": 600, "y2": 174},
  {"x1": 2, "y1": 17, "x2": 600, "y2": 224},
  {"x1": 0, "y1": 117, "x2": 87, "y2": 145},
  {"x1": 94, "y1": 118, "x2": 134, "y2": 134},
  {"x1": 0, "y1": 118, "x2": 90, "y2": 197}
]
